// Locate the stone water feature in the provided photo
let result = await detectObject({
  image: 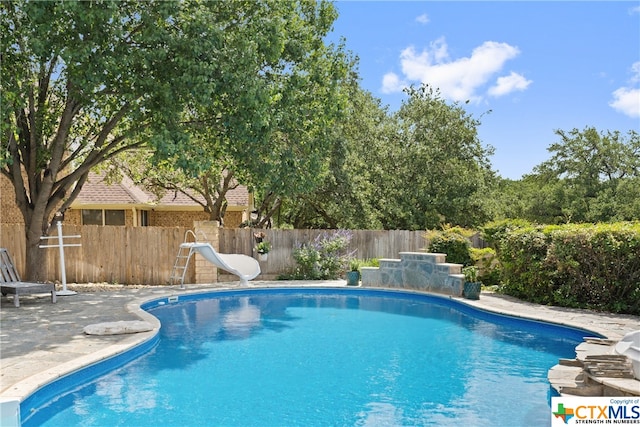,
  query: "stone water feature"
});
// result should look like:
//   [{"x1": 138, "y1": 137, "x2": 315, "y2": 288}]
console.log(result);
[{"x1": 360, "y1": 252, "x2": 464, "y2": 297}]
